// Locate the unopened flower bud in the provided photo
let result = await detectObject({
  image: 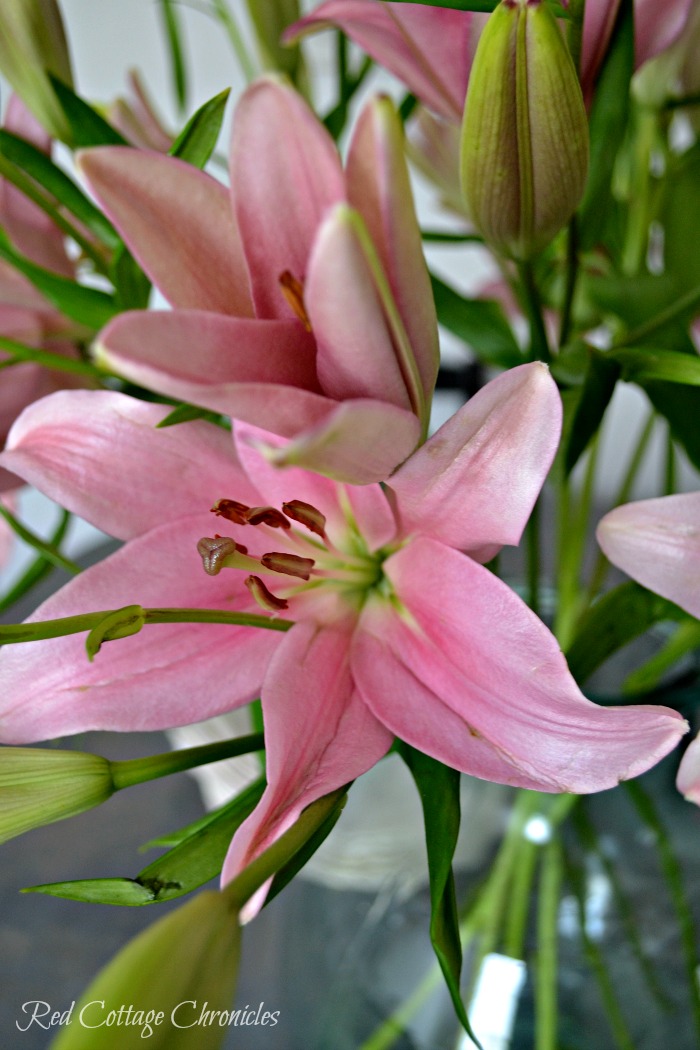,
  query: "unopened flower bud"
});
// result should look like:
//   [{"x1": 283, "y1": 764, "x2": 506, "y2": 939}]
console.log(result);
[
  {"x1": 0, "y1": 747, "x2": 114, "y2": 844},
  {"x1": 460, "y1": 0, "x2": 588, "y2": 260}
]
